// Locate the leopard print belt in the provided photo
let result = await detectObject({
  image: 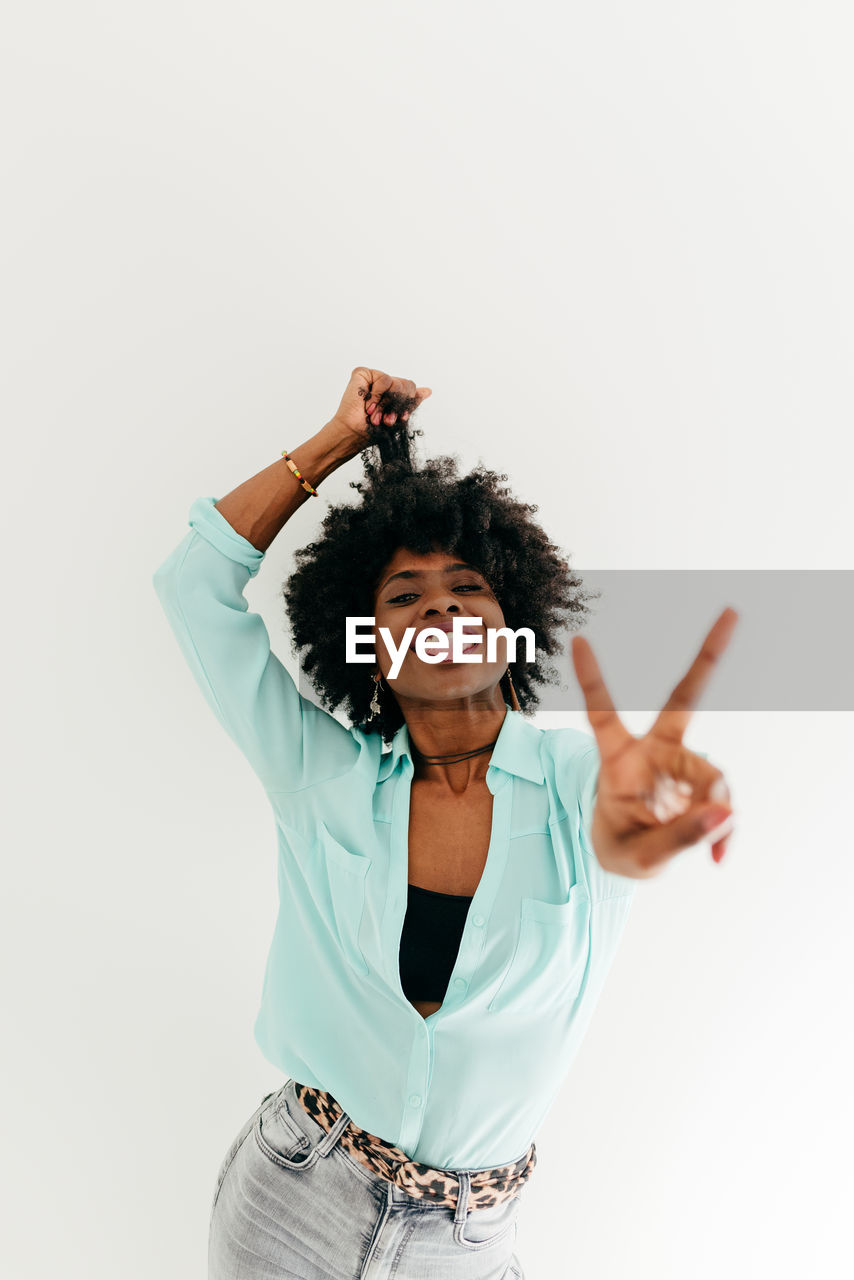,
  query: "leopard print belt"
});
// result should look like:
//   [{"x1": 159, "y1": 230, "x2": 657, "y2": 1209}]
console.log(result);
[{"x1": 292, "y1": 1081, "x2": 536, "y2": 1210}]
